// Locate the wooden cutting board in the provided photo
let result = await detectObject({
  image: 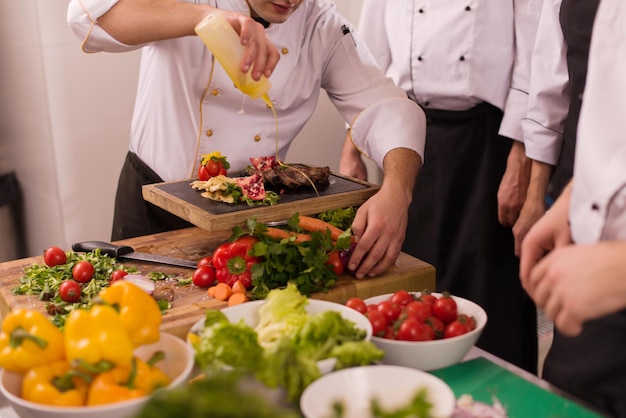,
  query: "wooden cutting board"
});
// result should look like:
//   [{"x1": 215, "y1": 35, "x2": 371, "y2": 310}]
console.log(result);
[
  {"x1": 142, "y1": 173, "x2": 379, "y2": 233},
  {"x1": 0, "y1": 227, "x2": 435, "y2": 339}
]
